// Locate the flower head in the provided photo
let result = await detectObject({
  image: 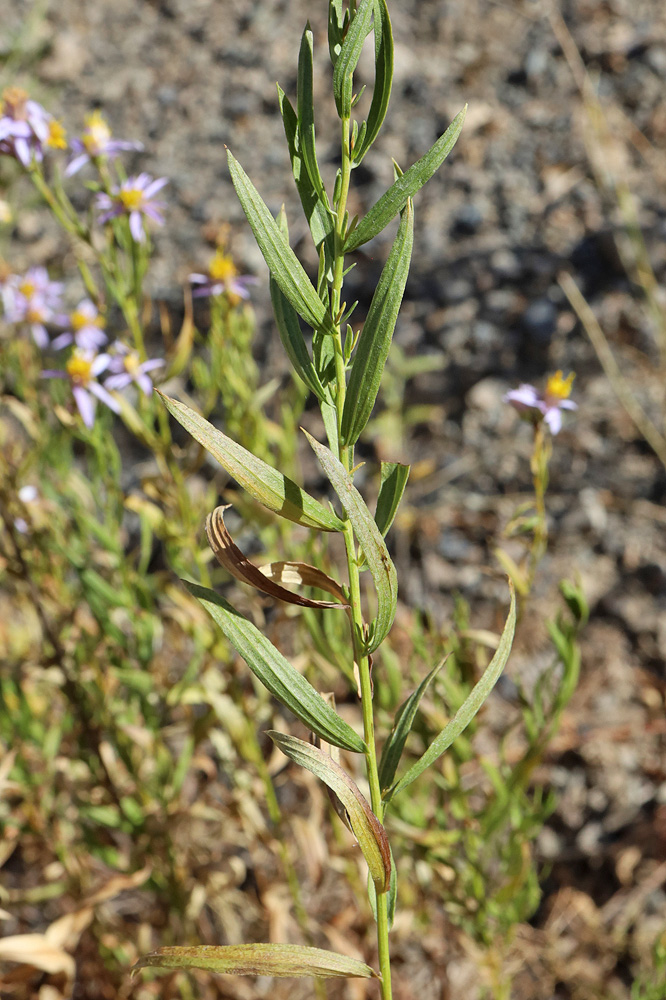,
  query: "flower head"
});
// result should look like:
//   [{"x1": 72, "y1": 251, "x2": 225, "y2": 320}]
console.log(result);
[
  {"x1": 96, "y1": 173, "x2": 168, "y2": 242},
  {"x1": 105, "y1": 341, "x2": 164, "y2": 396},
  {"x1": 1, "y1": 266, "x2": 65, "y2": 347},
  {"x1": 504, "y1": 370, "x2": 576, "y2": 435},
  {"x1": 65, "y1": 110, "x2": 143, "y2": 177},
  {"x1": 51, "y1": 299, "x2": 108, "y2": 351},
  {"x1": 0, "y1": 87, "x2": 66, "y2": 165},
  {"x1": 188, "y1": 250, "x2": 257, "y2": 302},
  {"x1": 43, "y1": 348, "x2": 120, "y2": 427}
]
